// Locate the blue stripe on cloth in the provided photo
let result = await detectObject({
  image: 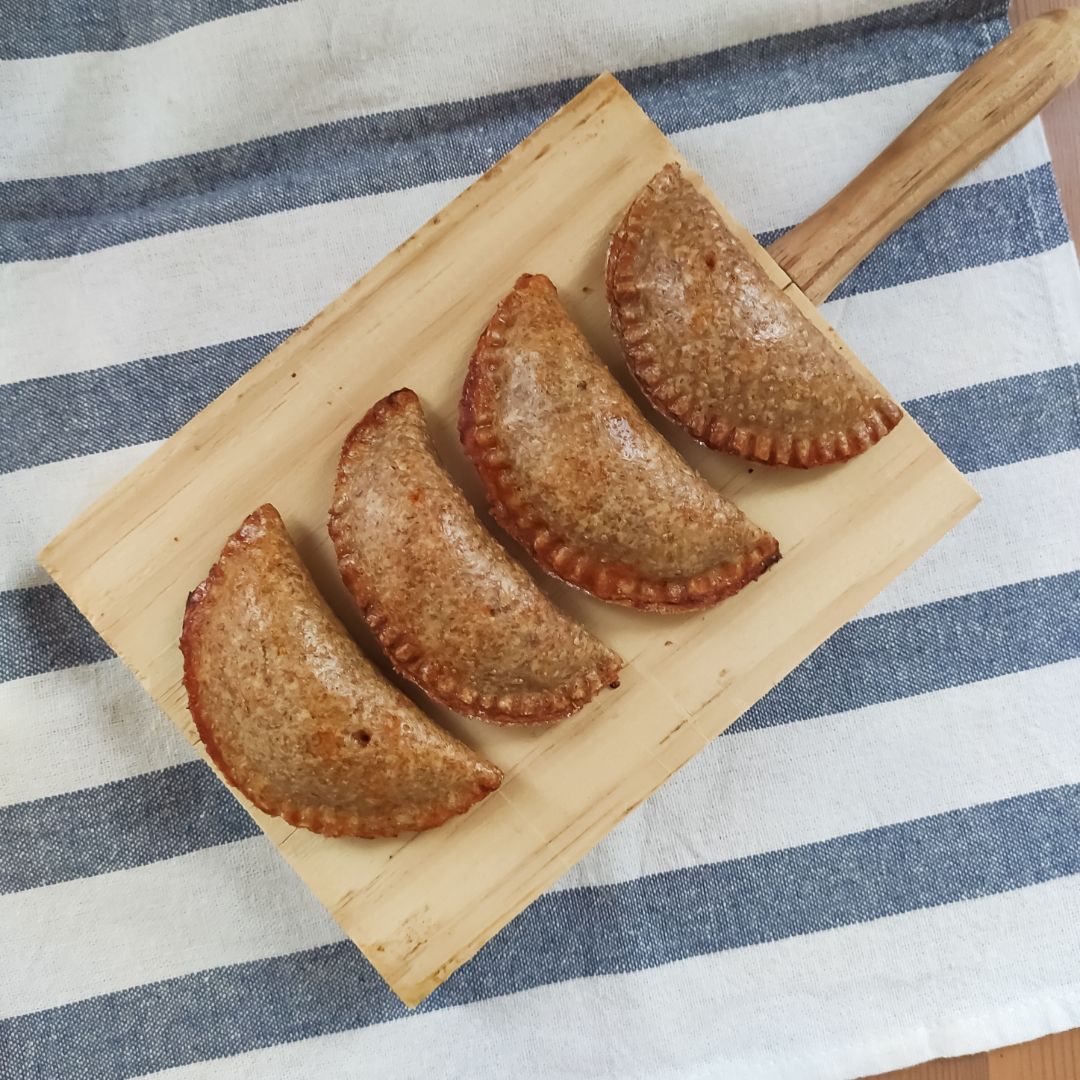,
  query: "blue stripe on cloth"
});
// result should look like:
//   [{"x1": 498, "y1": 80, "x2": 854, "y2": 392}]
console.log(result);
[
  {"x1": 0, "y1": 763, "x2": 258, "y2": 895},
  {"x1": 0, "y1": 0, "x2": 1006, "y2": 263},
  {"x1": 5, "y1": 571, "x2": 1078, "y2": 894},
  {"x1": 906, "y1": 363, "x2": 1080, "y2": 474},
  {"x1": 5, "y1": 540, "x2": 1078, "y2": 696},
  {"x1": 5, "y1": 781, "x2": 1079, "y2": 1077},
  {"x1": 0, "y1": 584, "x2": 114, "y2": 682},
  {"x1": 789, "y1": 164, "x2": 1069, "y2": 301},
  {"x1": 0, "y1": 331, "x2": 289, "y2": 474},
  {"x1": 0, "y1": 171, "x2": 1067, "y2": 478},
  {"x1": 0, "y1": 0, "x2": 295, "y2": 60},
  {"x1": 732, "y1": 570, "x2": 1080, "y2": 734}
]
